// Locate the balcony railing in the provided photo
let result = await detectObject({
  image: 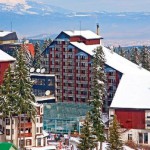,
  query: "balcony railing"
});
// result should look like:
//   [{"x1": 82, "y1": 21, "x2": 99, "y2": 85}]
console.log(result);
[
  {"x1": 18, "y1": 133, "x2": 32, "y2": 137},
  {"x1": 18, "y1": 122, "x2": 32, "y2": 128}
]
